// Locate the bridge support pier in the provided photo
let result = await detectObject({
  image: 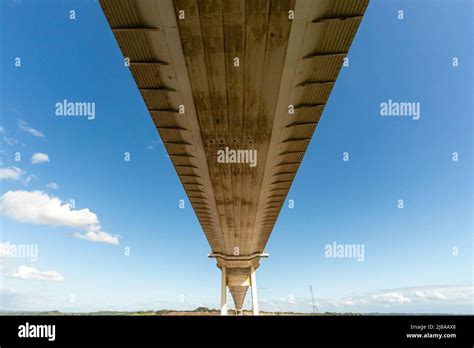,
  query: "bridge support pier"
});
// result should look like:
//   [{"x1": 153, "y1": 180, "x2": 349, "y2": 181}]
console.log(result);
[
  {"x1": 211, "y1": 253, "x2": 268, "y2": 316},
  {"x1": 250, "y1": 266, "x2": 259, "y2": 316},
  {"x1": 220, "y1": 266, "x2": 228, "y2": 315}
]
